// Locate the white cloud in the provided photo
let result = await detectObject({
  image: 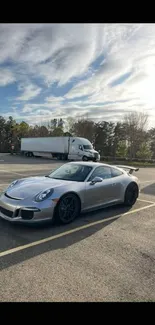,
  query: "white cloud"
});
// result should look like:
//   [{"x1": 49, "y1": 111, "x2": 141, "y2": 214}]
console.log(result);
[
  {"x1": 0, "y1": 68, "x2": 15, "y2": 86},
  {"x1": 45, "y1": 96, "x2": 64, "y2": 104},
  {"x1": 16, "y1": 83, "x2": 42, "y2": 101},
  {"x1": 1, "y1": 24, "x2": 155, "y2": 125}
]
